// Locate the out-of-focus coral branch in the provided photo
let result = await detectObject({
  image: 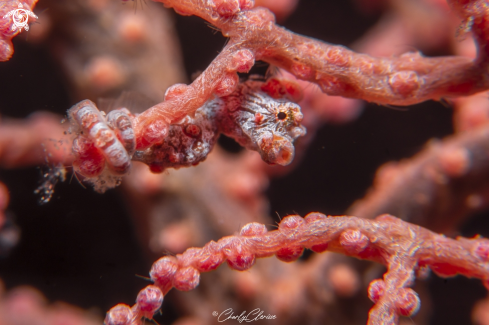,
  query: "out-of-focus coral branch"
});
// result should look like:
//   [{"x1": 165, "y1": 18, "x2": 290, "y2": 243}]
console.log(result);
[
  {"x1": 352, "y1": 0, "x2": 455, "y2": 57},
  {"x1": 0, "y1": 181, "x2": 9, "y2": 230},
  {"x1": 453, "y1": 92, "x2": 489, "y2": 132},
  {"x1": 0, "y1": 112, "x2": 71, "y2": 169},
  {"x1": 0, "y1": 111, "x2": 69, "y2": 229},
  {"x1": 349, "y1": 124, "x2": 489, "y2": 232},
  {"x1": 332, "y1": 0, "x2": 489, "y2": 235},
  {"x1": 39, "y1": 0, "x2": 185, "y2": 102},
  {"x1": 105, "y1": 213, "x2": 489, "y2": 325},
  {"x1": 0, "y1": 283, "x2": 101, "y2": 325},
  {"x1": 254, "y1": 0, "x2": 298, "y2": 21},
  {"x1": 0, "y1": 0, "x2": 38, "y2": 61}
]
